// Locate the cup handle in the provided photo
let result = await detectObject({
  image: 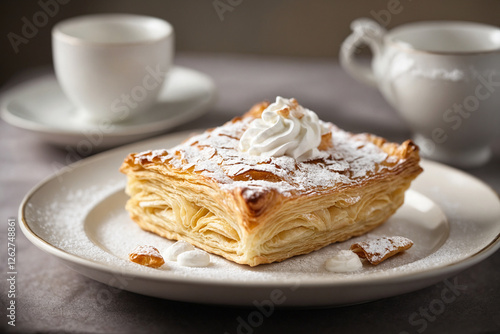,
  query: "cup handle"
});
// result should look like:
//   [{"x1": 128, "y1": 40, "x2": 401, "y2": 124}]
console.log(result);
[{"x1": 340, "y1": 18, "x2": 386, "y2": 87}]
